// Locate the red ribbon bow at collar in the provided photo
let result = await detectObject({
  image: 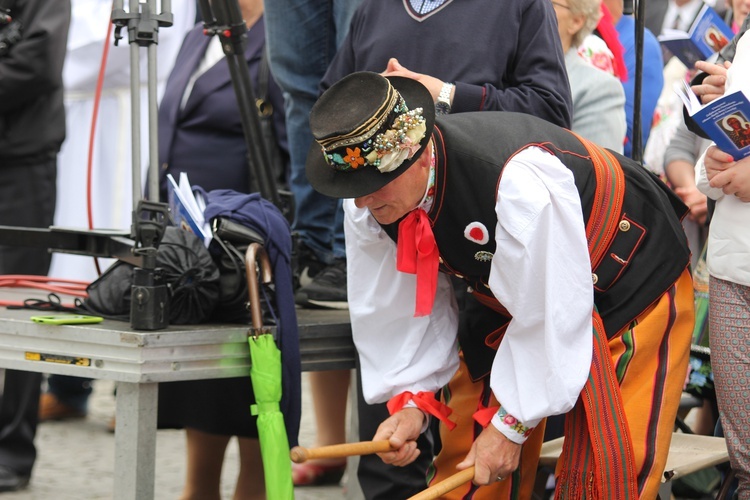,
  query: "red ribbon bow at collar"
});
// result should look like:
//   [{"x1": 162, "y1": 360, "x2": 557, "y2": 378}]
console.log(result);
[
  {"x1": 397, "y1": 208, "x2": 439, "y2": 317},
  {"x1": 387, "y1": 391, "x2": 457, "y2": 430}
]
